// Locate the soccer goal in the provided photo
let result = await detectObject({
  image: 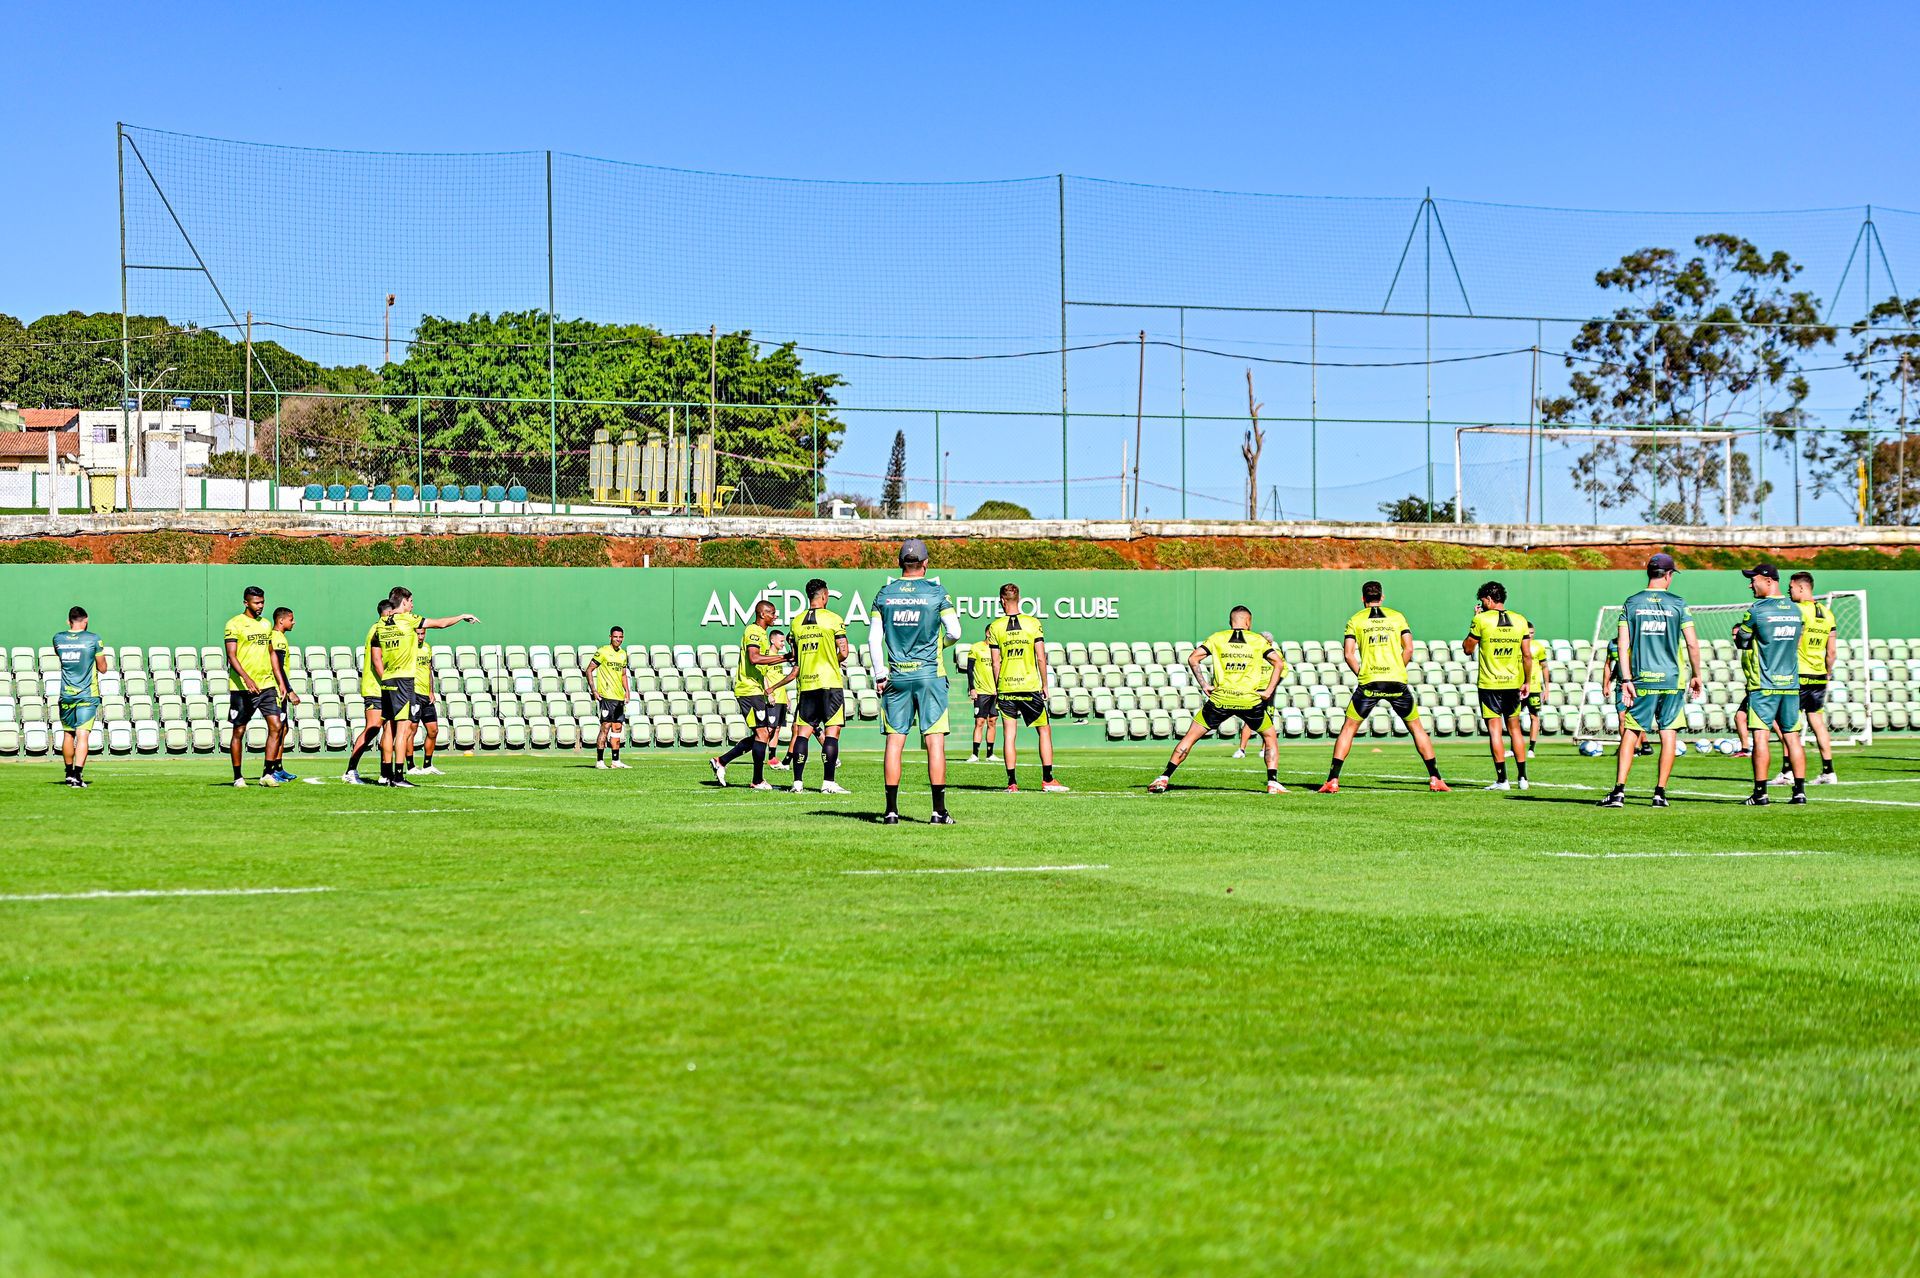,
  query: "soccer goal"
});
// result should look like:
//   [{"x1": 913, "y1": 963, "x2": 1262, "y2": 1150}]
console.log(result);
[
  {"x1": 1582, "y1": 591, "x2": 1872, "y2": 745},
  {"x1": 1454, "y1": 425, "x2": 1745, "y2": 526}
]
